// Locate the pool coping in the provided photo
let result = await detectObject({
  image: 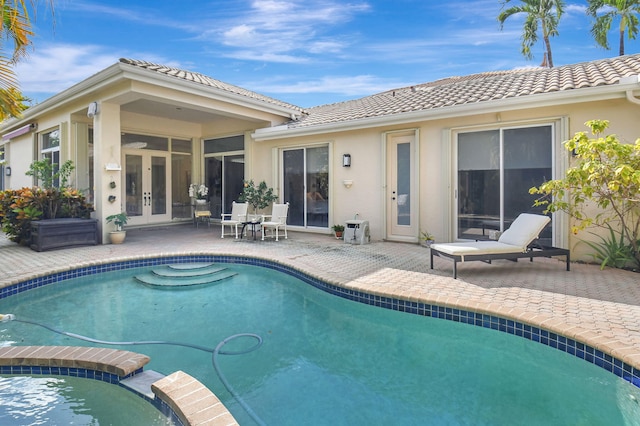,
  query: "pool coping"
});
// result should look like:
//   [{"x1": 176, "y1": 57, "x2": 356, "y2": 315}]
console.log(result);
[{"x1": 1, "y1": 253, "x2": 640, "y2": 423}]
